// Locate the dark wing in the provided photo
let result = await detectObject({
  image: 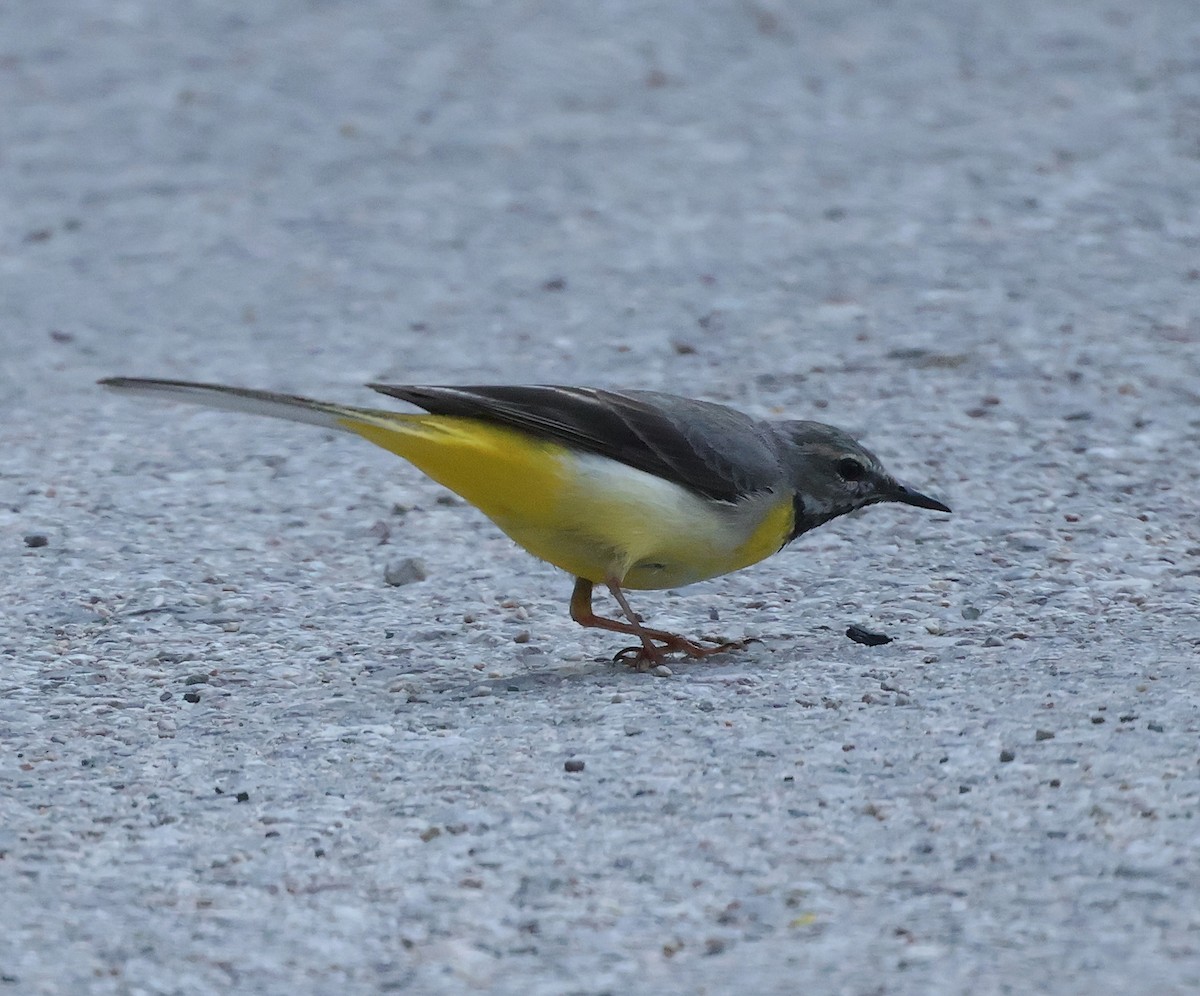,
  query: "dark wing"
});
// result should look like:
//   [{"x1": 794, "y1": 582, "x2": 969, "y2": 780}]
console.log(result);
[{"x1": 367, "y1": 384, "x2": 784, "y2": 503}]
